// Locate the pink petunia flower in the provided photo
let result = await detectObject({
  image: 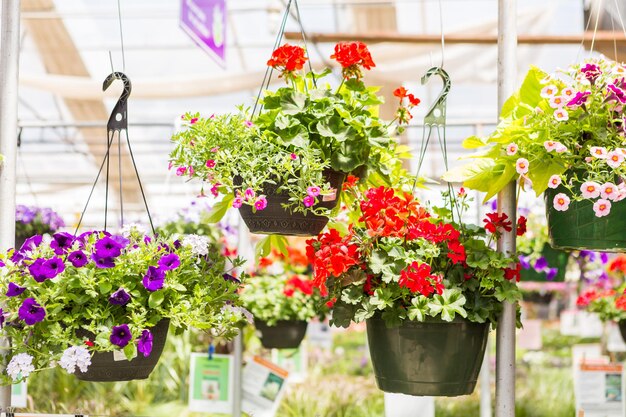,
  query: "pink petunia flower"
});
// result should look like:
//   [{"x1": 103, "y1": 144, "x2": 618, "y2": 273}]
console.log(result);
[
  {"x1": 505, "y1": 143, "x2": 518, "y2": 156},
  {"x1": 290, "y1": 153, "x2": 298, "y2": 160},
  {"x1": 244, "y1": 120, "x2": 254, "y2": 127},
  {"x1": 547, "y1": 175, "x2": 562, "y2": 189},
  {"x1": 606, "y1": 151, "x2": 624, "y2": 168},
  {"x1": 176, "y1": 167, "x2": 187, "y2": 176},
  {"x1": 580, "y1": 181, "x2": 601, "y2": 199},
  {"x1": 210, "y1": 183, "x2": 220, "y2": 197},
  {"x1": 206, "y1": 160, "x2": 216, "y2": 168},
  {"x1": 593, "y1": 199, "x2": 612, "y2": 217},
  {"x1": 553, "y1": 193, "x2": 570, "y2": 211},
  {"x1": 590, "y1": 146, "x2": 608, "y2": 159},
  {"x1": 254, "y1": 196, "x2": 268, "y2": 211},
  {"x1": 303, "y1": 195, "x2": 316, "y2": 208},
  {"x1": 244, "y1": 188, "x2": 255, "y2": 201},
  {"x1": 188, "y1": 166, "x2": 195, "y2": 176},
  {"x1": 168, "y1": 161, "x2": 174, "y2": 170},
  {"x1": 567, "y1": 91, "x2": 591, "y2": 108},
  {"x1": 307, "y1": 186, "x2": 321, "y2": 197},
  {"x1": 211, "y1": 147, "x2": 219, "y2": 153},
  {"x1": 601, "y1": 182, "x2": 619, "y2": 201},
  {"x1": 516, "y1": 158, "x2": 529, "y2": 175},
  {"x1": 232, "y1": 196, "x2": 244, "y2": 209}
]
